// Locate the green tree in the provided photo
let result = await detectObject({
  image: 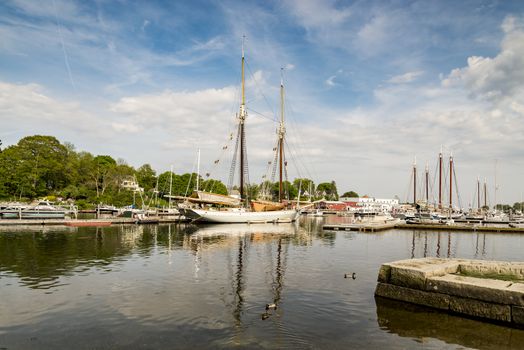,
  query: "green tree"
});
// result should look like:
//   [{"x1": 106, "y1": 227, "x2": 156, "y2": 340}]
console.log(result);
[
  {"x1": 0, "y1": 135, "x2": 71, "y2": 198},
  {"x1": 201, "y1": 178, "x2": 228, "y2": 195},
  {"x1": 341, "y1": 191, "x2": 359, "y2": 198},
  {"x1": 136, "y1": 164, "x2": 157, "y2": 192},
  {"x1": 293, "y1": 178, "x2": 315, "y2": 198},
  {"x1": 92, "y1": 155, "x2": 117, "y2": 197},
  {"x1": 317, "y1": 181, "x2": 338, "y2": 200}
]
